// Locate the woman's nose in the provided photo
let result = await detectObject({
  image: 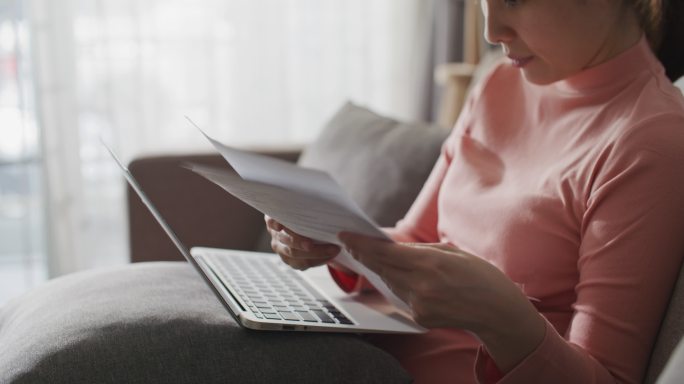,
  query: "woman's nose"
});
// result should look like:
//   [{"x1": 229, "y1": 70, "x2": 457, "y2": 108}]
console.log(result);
[{"x1": 482, "y1": 1, "x2": 515, "y2": 45}]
